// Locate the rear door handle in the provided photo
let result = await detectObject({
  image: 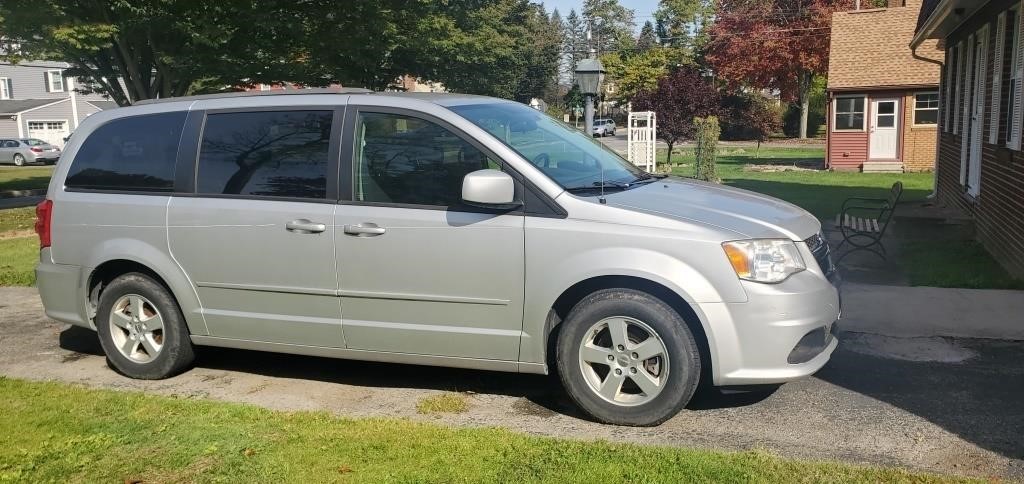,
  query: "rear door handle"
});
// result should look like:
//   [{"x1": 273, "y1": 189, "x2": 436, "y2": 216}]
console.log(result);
[
  {"x1": 286, "y1": 219, "x2": 327, "y2": 234},
  {"x1": 343, "y1": 223, "x2": 386, "y2": 237}
]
